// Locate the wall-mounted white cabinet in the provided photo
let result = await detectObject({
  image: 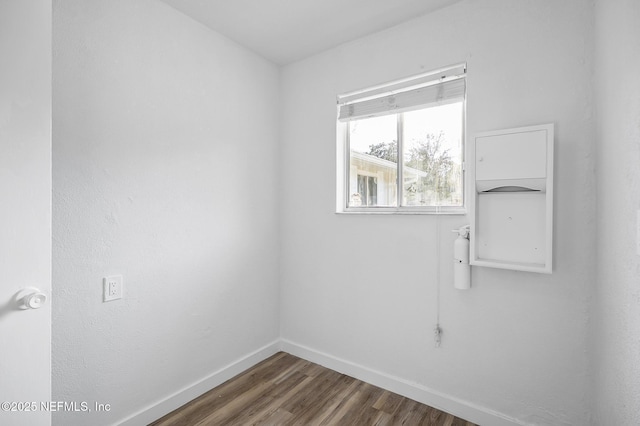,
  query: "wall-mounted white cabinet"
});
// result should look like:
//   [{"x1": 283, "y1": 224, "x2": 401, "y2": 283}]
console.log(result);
[{"x1": 470, "y1": 124, "x2": 554, "y2": 273}]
